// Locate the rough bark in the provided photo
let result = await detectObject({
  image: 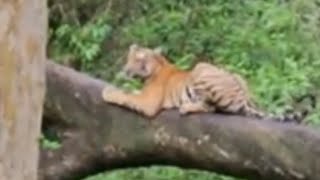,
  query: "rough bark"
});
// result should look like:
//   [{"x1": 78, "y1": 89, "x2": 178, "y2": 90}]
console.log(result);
[
  {"x1": 0, "y1": 1, "x2": 47, "y2": 180},
  {"x1": 40, "y1": 60, "x2": 320, "y2": 180}
]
